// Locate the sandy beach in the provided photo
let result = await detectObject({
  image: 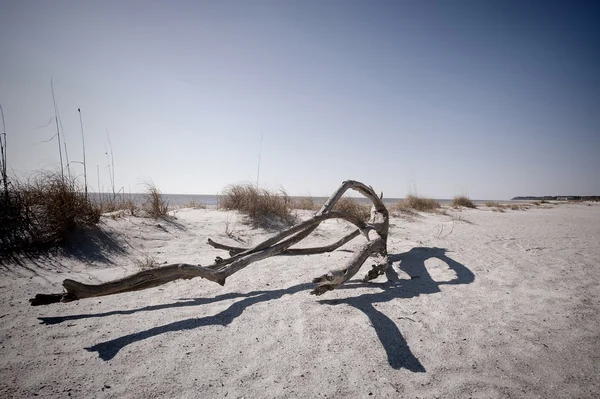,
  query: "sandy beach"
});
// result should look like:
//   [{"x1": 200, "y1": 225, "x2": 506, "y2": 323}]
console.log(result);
[{"x1": 1, "y1": 202, "x2": 599, "y2": 398}]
